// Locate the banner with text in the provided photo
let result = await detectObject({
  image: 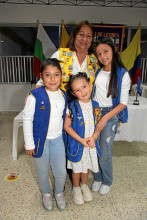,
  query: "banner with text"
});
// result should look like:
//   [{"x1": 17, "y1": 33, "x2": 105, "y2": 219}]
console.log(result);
[{"x1": 93, "y1": 24, "x2": 125, "y2": 54}]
